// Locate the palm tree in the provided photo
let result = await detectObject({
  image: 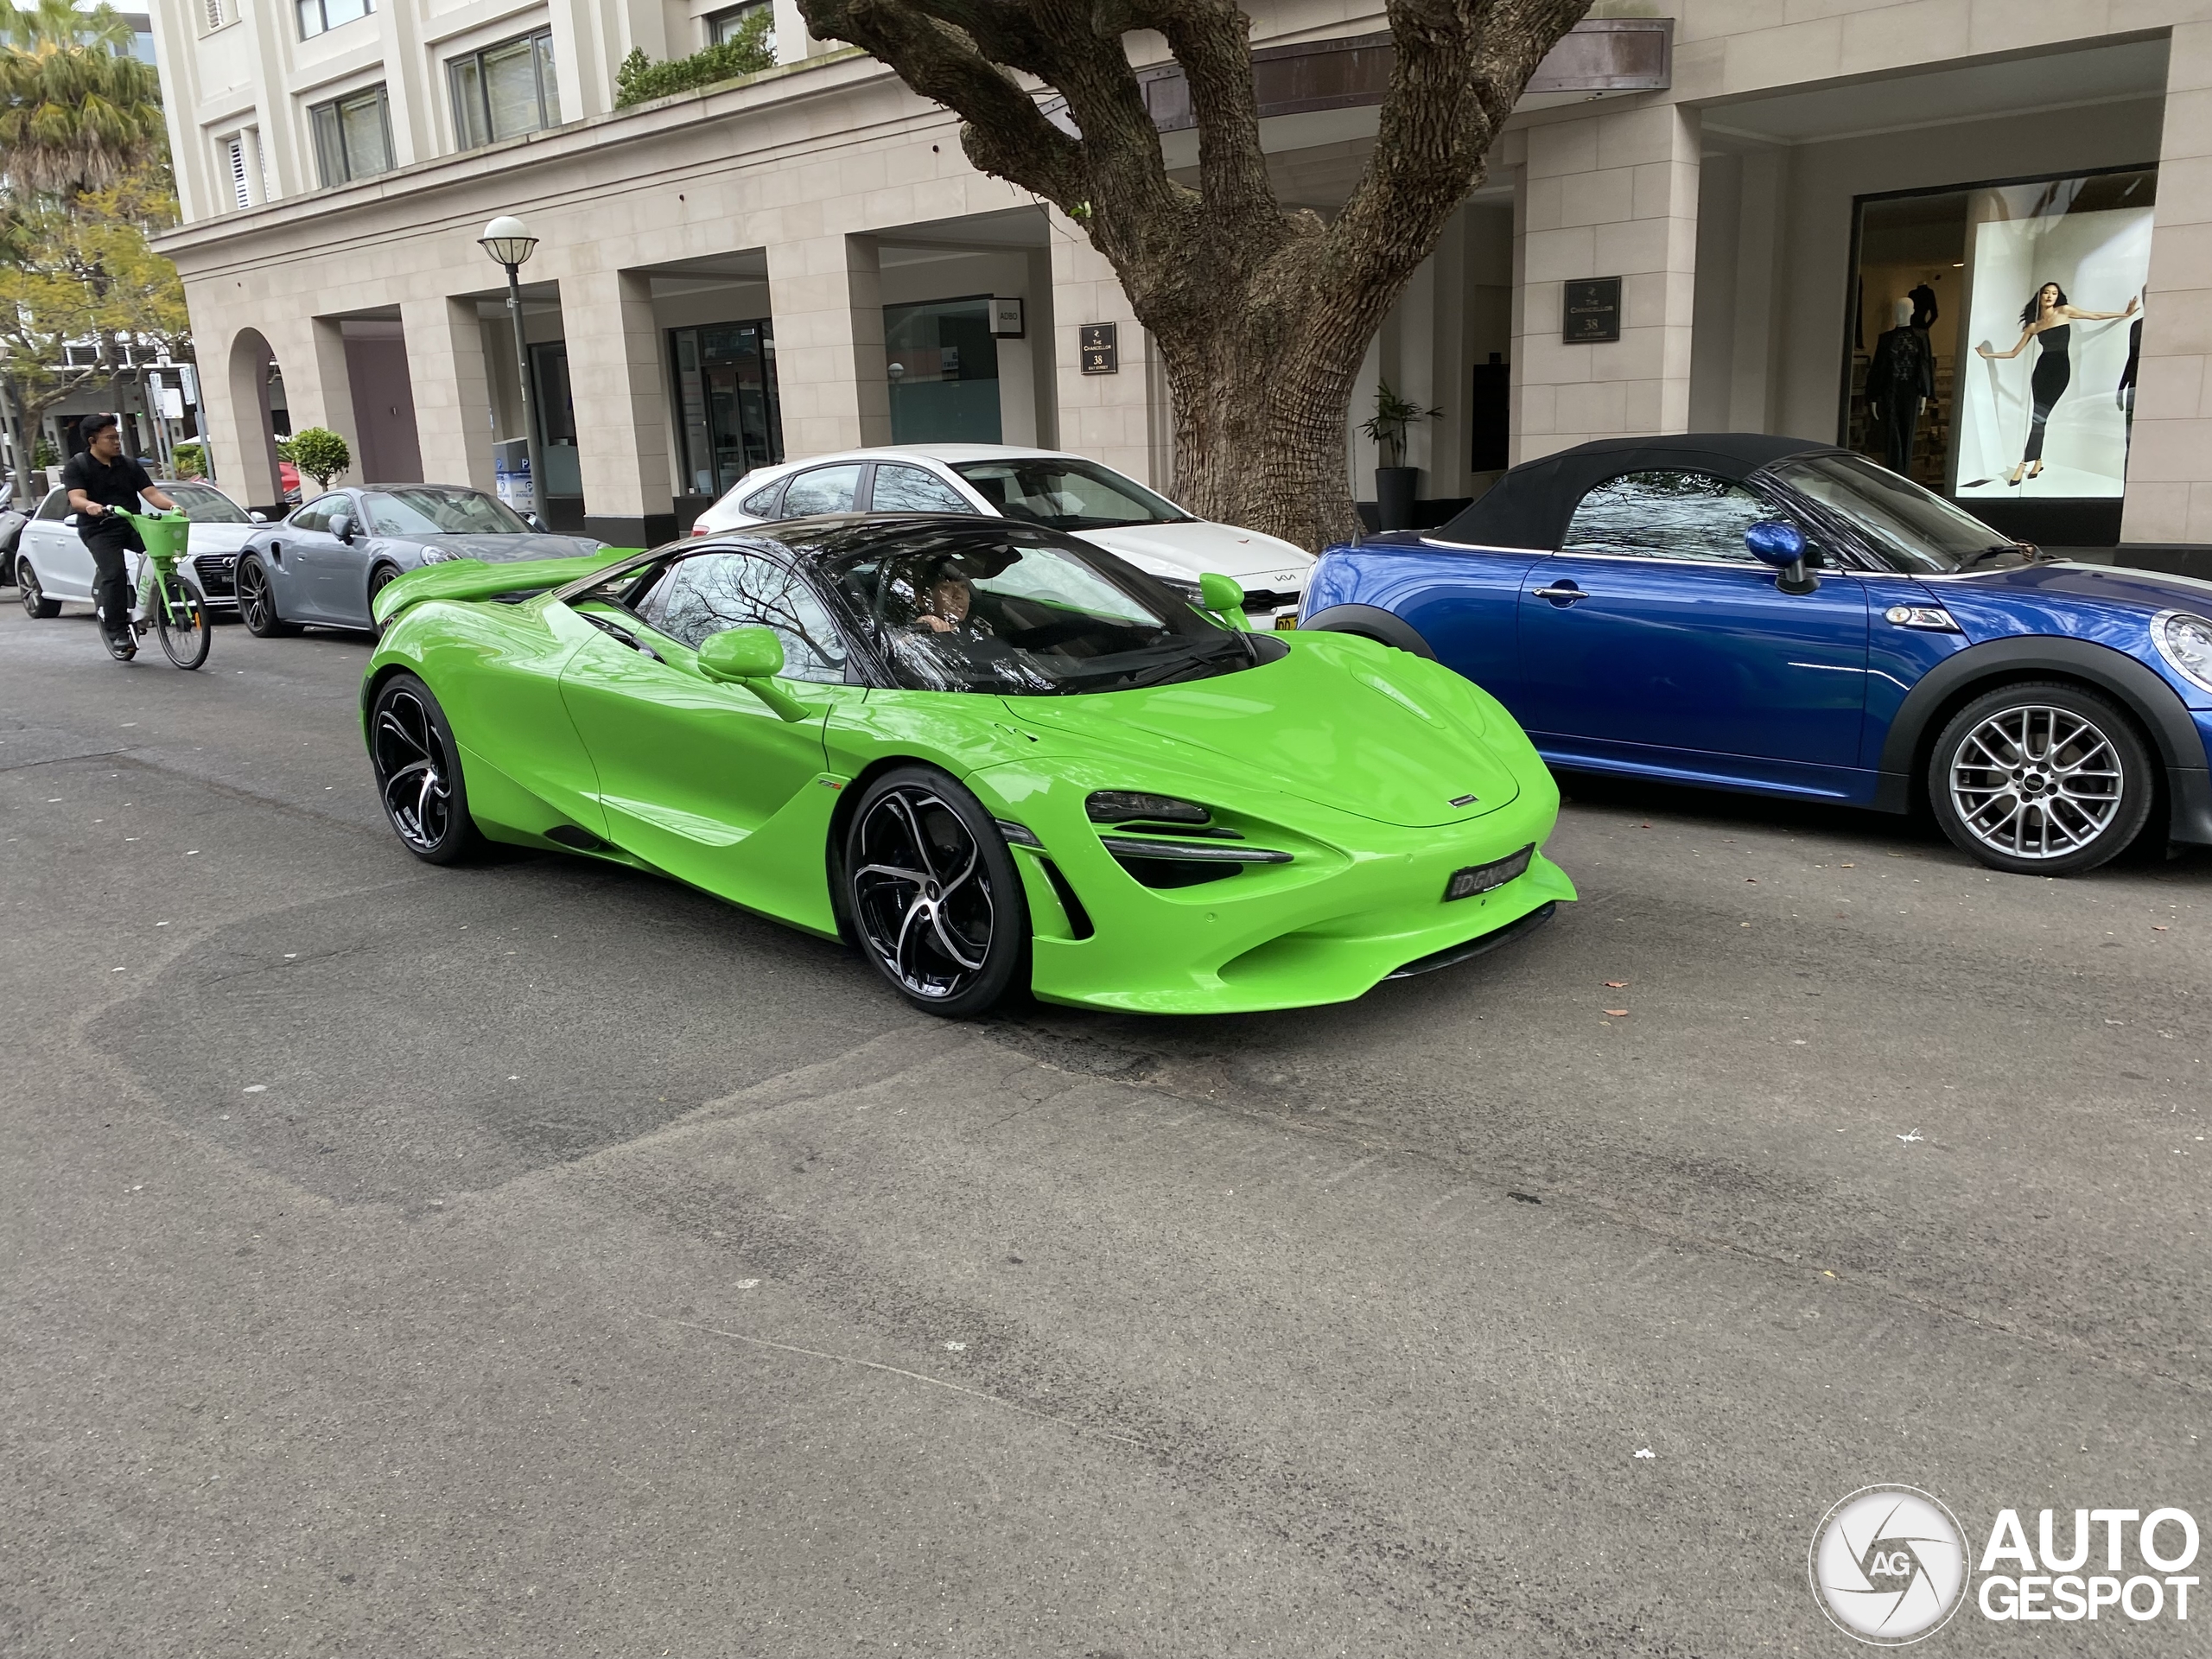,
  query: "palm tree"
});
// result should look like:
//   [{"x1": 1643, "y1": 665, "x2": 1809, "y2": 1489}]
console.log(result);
[{"x1": 0, "y1": 0, "x2": 165, "y2": 198}]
